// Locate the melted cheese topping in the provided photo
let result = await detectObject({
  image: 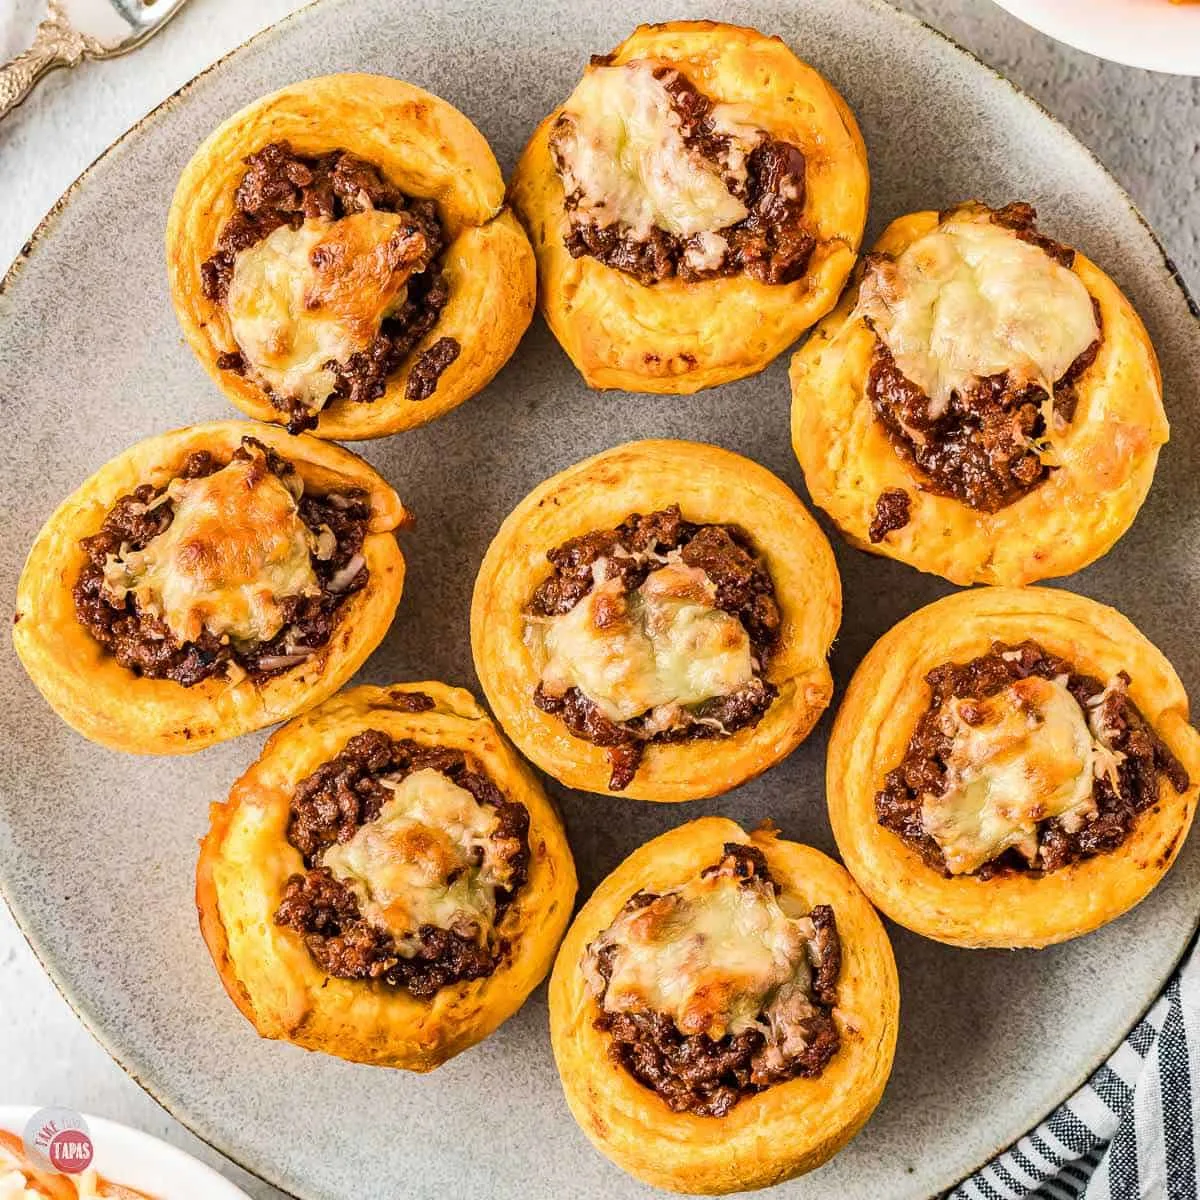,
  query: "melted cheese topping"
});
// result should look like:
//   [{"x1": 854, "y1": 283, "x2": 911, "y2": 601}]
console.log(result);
[
  {"x1": 1086, "y1": 676, "x2": 1132, "y2": 789},
  {"x1": 534, "y1": 559, "x2": 755, "y2": 723},
  {"x1": 857, "y1": 209, "x2": 1099, "y2": 418},
  {"x1": 101, "y1": 448, "x2": 319, "y2": 646},
  {"x1": 683, "y1": 229, "x2": 732, "y2": 272},
  {"x1": 227, "y1": 210, "x2": 426, "y2": 412},
  {"x1": 322, "y1": 768, "x2": 516, "y2": 952},
  {"x1": 921, "y1": 675, "x2": 1103, "y2": 874},
  {"x1": 583, "y1": 863, "x2": 817, "y2": 1042},
  {"x1": 554, "y1": 62, "x2": 758, "y2": 241}
]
